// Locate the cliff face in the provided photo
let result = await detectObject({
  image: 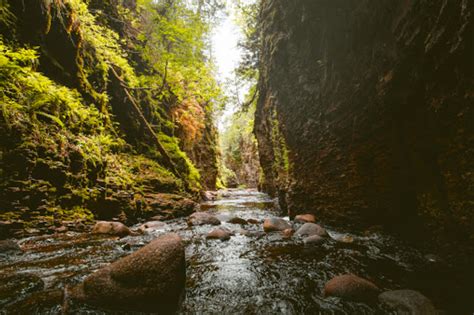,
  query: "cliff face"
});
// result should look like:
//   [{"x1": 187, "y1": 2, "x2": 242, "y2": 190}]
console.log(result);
[
  {"x1": 0, "y1": 0, "x2": 218, "y2": 232},
  {"x1": 256, "y1": 0, "x2": 473, "y2": 242}
]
